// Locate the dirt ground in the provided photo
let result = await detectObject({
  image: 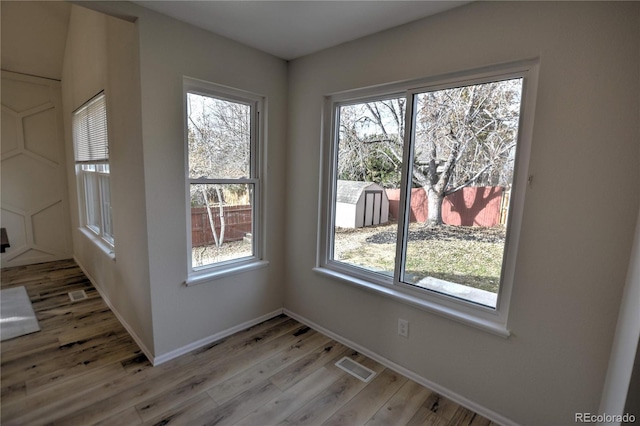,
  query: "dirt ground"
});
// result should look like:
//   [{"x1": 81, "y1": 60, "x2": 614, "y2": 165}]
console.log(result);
[
  {"x1": 365, "y1": 222, "x2": 505, "y2": 244},
  {"x1": 334, "y1": 222, "x2": 505, "y2": 256}
]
